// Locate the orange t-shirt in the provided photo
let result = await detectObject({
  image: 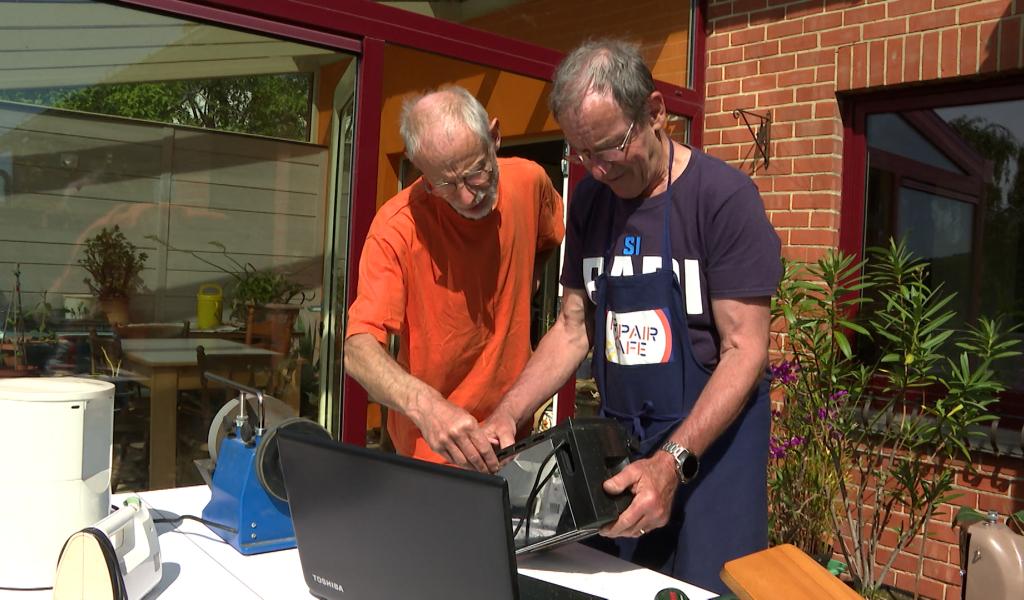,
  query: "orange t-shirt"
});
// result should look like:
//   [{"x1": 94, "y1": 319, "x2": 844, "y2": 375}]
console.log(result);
[{"x1": 346, "y1": 157, "x2": 565, "y2": 463}]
